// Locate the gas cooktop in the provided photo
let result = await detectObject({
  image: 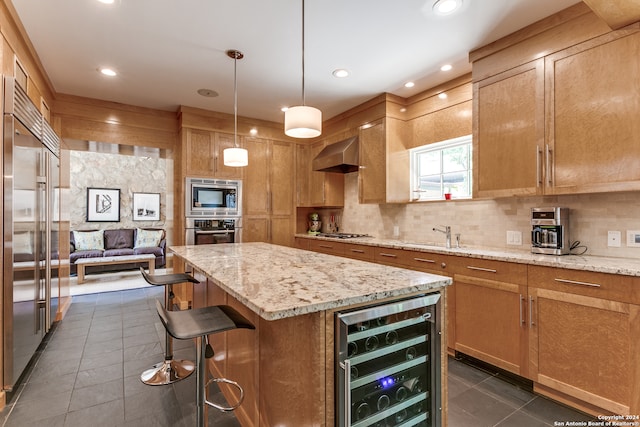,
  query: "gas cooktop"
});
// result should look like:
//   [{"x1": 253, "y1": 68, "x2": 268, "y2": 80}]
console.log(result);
[{"x1": 318, "y1": 233, "x2": 371, "y2": 239}]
